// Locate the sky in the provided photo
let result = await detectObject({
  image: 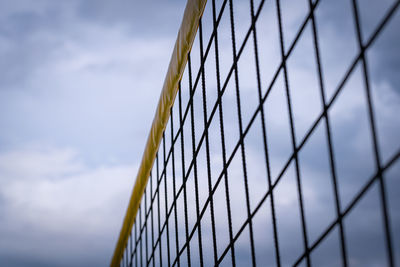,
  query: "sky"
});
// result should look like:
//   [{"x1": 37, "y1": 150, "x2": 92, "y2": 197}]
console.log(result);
[
  {"x1": 0, "y1": 0, "x2": 399, "y2": 267},
  {"x1": 0, "y1": 0, "x2": 185, "y2": 266}
]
